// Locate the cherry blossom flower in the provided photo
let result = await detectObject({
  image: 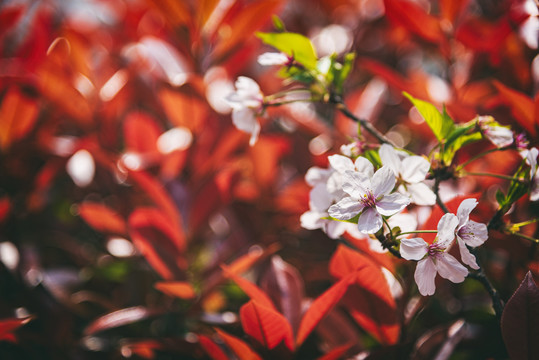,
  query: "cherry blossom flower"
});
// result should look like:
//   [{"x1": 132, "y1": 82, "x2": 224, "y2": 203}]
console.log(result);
[
  {"x1": 452, "y1": 199, "x2": 489, "y2": 269},
  {"x1": 225, "y1": 77, "x2": 264, "y2": 146},
  {"x1": 525, "y1": 147, "x2": 539, "y2": 201},
  {"x1": 400, "y1": 214, "x2": 468, "y2": 296},
  {"x1": 257, "y1": 52, "x2": 291, "y2": 66},
  {"x1": 328, "y1": 166, "x2": 410, "y2": 234},
  {"x1": 477, "y1": 116, "x2": 514, "y2": 148},
  {"x1": 379, "y1": 144, "x2": 435, "y2": 205}
]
